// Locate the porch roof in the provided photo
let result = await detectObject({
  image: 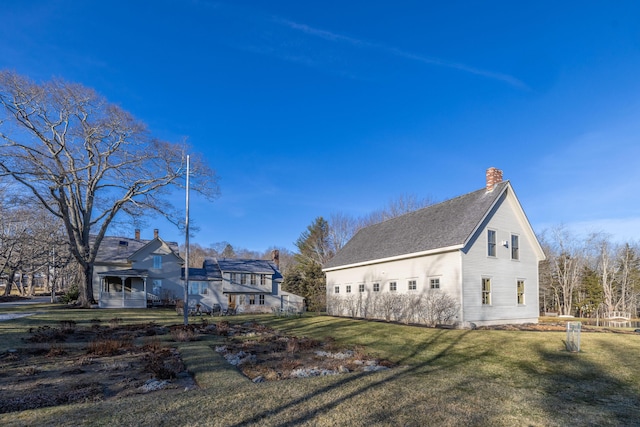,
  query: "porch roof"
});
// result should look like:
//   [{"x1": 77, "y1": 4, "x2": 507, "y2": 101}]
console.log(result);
[
  {"x1": 97, "y1": 268, "x2": 149, "y2": 278},
  {"x1": 223, "y1": 283, "x2": 271, "y2": 294}
]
